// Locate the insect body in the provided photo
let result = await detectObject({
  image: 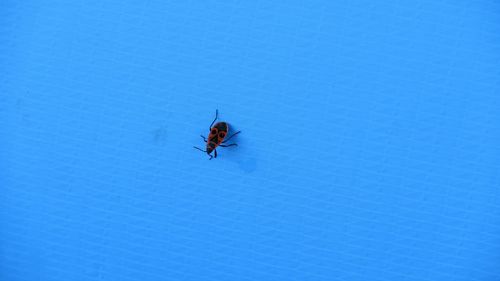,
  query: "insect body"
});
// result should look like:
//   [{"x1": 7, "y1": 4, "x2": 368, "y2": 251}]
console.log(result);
[{"x1": 194, "y1": 110, "x2": 241, "y2": 160}]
